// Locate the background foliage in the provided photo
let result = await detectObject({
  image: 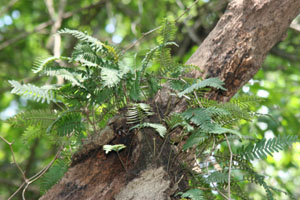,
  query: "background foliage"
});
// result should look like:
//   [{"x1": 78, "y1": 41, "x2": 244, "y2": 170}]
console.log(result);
[{"x1": 0, "y1": 0, "x2": 299, "y2": 199}]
